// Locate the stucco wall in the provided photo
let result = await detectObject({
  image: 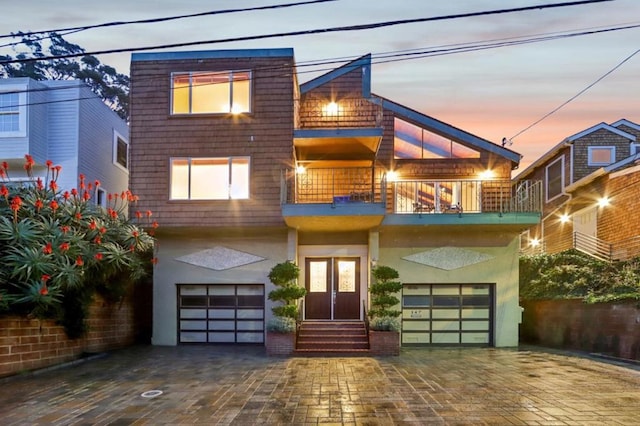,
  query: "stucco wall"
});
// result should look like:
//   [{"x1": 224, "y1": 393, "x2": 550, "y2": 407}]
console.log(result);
[
  {"x1": 378, "y1": 228, "x2": 521, "y2": 347},
  {"x1": 152, "y1": 228, "x2": 288, "y2": 346}
]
